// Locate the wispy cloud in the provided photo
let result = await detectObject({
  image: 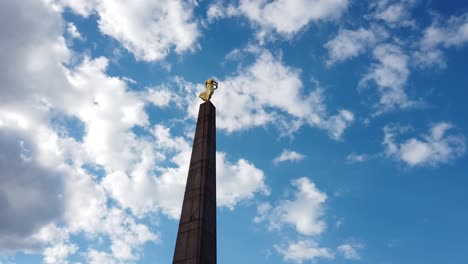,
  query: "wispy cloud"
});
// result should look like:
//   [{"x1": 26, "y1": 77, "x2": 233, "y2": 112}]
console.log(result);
[
  {"x1": 360, "y1": 44, "x2": 423, "y2": 114},
  {"x1": 337, "y1": 242, "x2": 365, "y2": 260},
  {"x1": 274, "y1": 149, "x2": 306, "y2": 164},
  {"x1": 369, "y1": 0, "x2": 418, "y2": 28},
  {"x1": 346, "y1": 153, "x2": 368, "y2": 163},
  {"x1": 275, "y1": 240, "x2": 335, "y2": 263},
  {"x1": 414, "y1": 13, "x2": 468, "y2": 68}
]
